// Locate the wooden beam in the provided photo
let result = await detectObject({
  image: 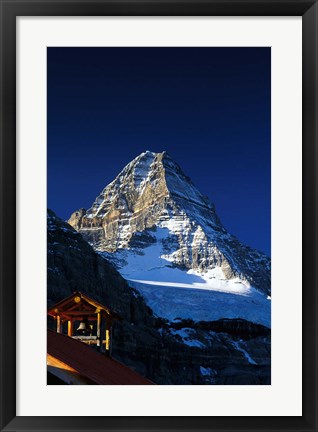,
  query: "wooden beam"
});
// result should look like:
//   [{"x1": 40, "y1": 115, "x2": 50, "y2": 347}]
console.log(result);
[
  {"x1": 61, "y1": 314, "x2": 98, "y2": 322},
  {"x1": 60, "y1": 311, "x2": 100, "y2": 316},
  {"x1": 64, "y1": 303, "x2": 84, "y2": 312}
]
